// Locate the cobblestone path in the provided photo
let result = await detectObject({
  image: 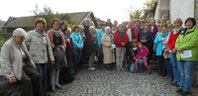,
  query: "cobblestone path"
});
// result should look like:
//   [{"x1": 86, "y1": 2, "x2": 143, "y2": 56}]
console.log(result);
[{"x1": 51, "y1": 69, "x2": 185, "y2": 96}]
